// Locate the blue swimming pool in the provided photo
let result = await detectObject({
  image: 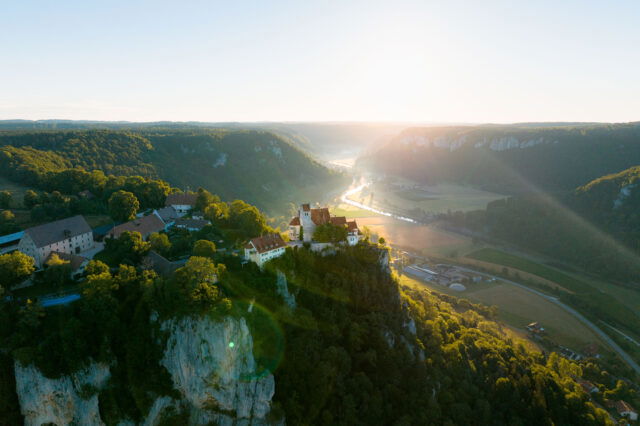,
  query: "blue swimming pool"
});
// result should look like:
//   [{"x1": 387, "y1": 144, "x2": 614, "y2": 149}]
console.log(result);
[{"x1": 40, "y1": 293, "x2": 81, "y2": 307}]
